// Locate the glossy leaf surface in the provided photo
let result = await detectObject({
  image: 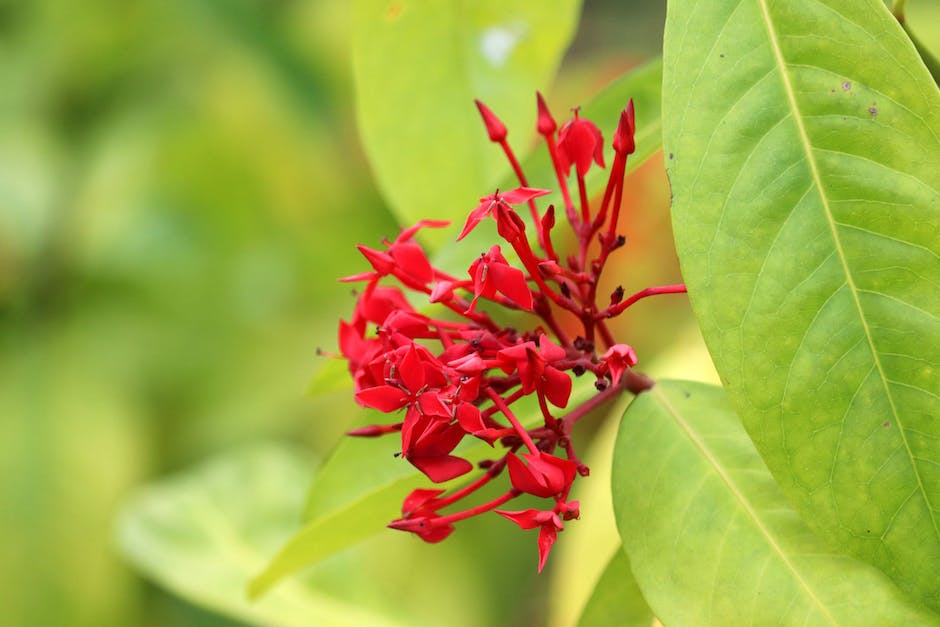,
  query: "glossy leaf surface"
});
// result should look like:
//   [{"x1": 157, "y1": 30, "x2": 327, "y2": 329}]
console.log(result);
[
  {"x1": 612, "y1": 380, "x2": 939, "y2": 625},
  {"x1": 664, "y1": 0, "x2": 940, "y2": 606},
  {"x1": 576, "y1": 549, "x2": 653, "y2": 627}
]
